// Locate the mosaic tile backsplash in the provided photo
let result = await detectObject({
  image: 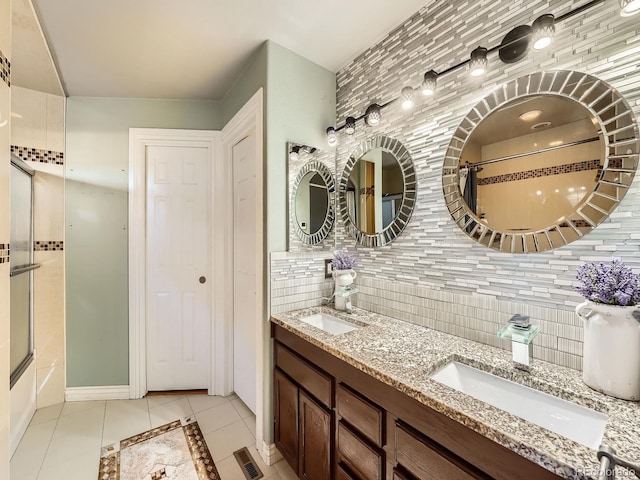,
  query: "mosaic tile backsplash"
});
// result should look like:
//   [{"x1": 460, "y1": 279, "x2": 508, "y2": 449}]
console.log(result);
[
  {"x1": 11, "y1": 145, "x2": 64, "y2": 165},
  {"x1": 271, "y1": 252, "x2": 333, "y2": 314},
  {"x1": 477, "y1": 159, "x2": 600, "y2": 186},
  {"x1": 0, "y1": 49, "x2": 9, "y2": 87},
  {"x1": 273, "y1": 0, "x2": 640, "y2": 371},
  {"x1": 34, "y1": 241, "x2": 64, "y2": 251},
  {"x1": 0, "y1": 244, "x2": 8, "y2": 264}
]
